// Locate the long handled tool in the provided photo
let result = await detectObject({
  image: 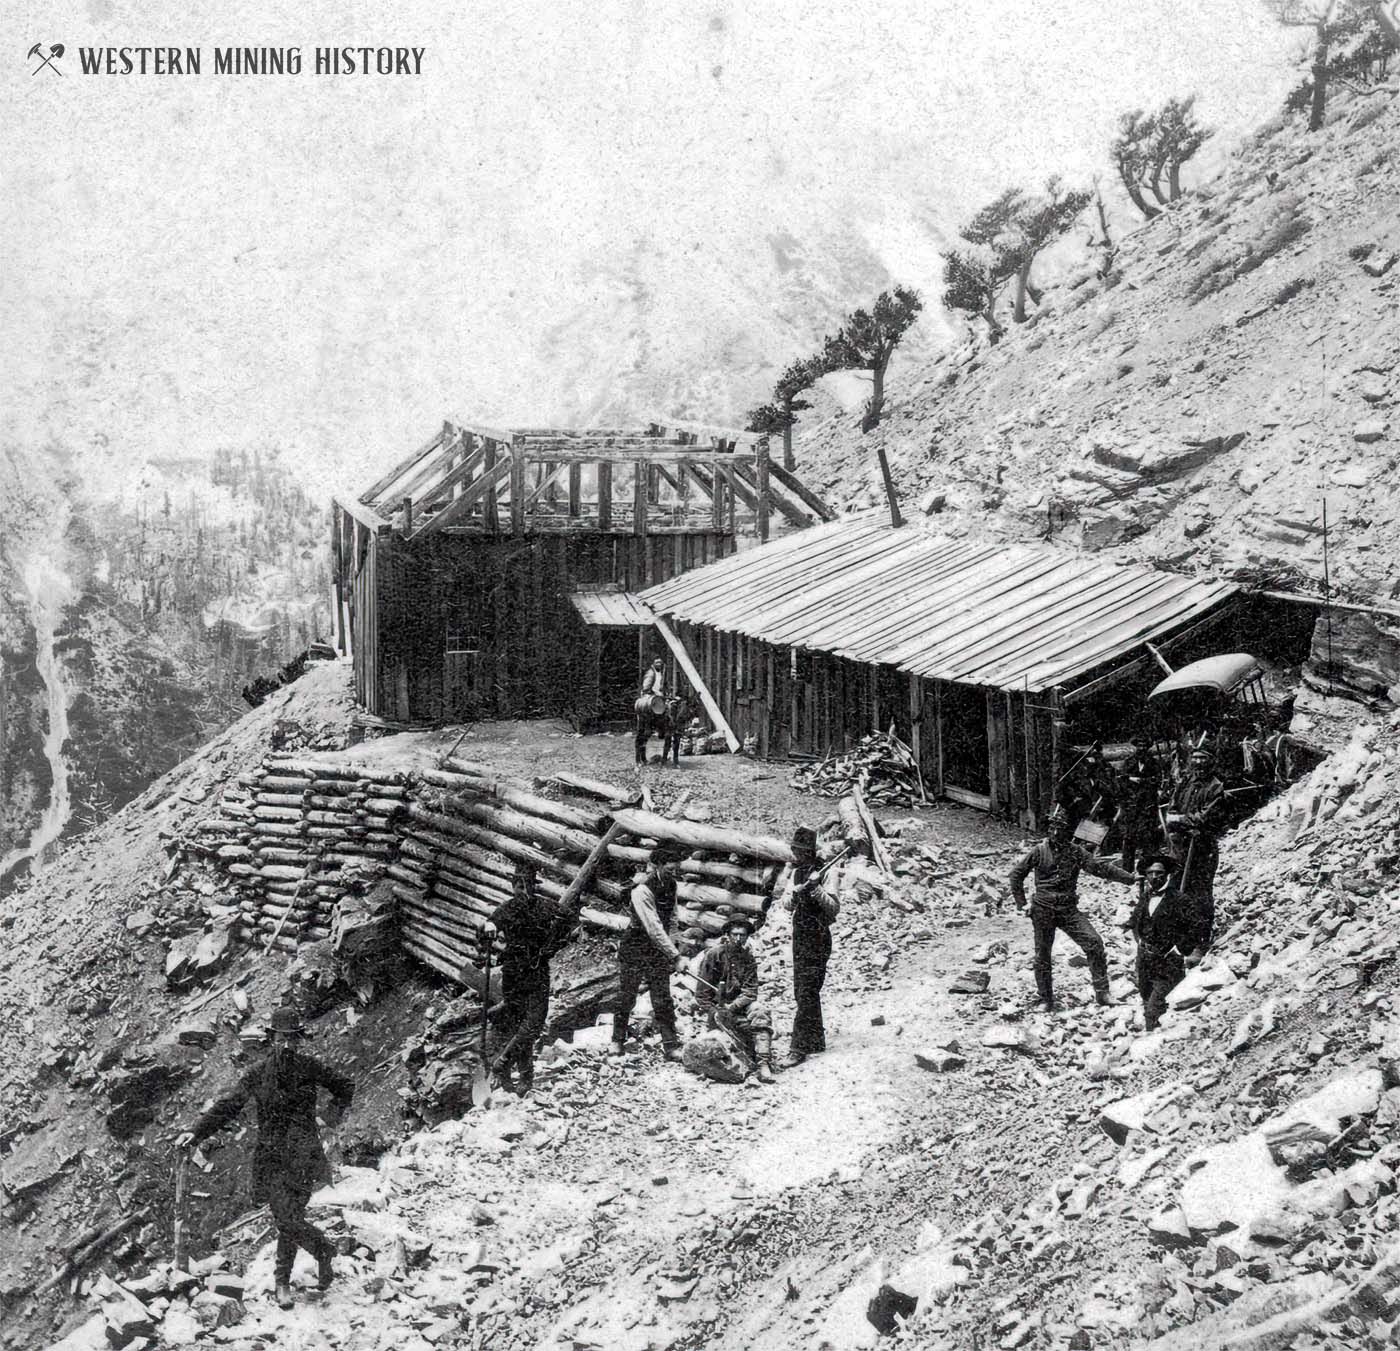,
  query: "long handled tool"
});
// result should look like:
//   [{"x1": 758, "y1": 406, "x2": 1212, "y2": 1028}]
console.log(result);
[
  {"x1": 172, "y1": 1149, "x2": 192, "y2": 1272},
  {"x1": 470, "y1": 933, "x2": 496, "y2": 1109}
]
